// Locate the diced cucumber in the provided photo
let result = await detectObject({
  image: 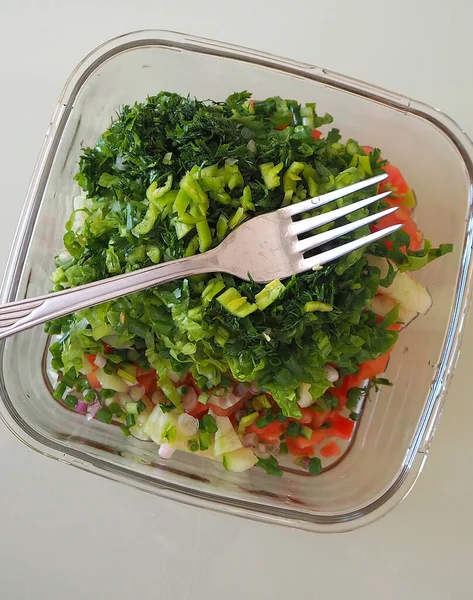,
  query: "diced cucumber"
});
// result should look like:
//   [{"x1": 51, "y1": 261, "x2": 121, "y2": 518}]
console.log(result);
[
  {"x1": 95, "y1": 368, "x2": 129, "y2": 392},
  {"x1": 213, "y1": 415, "x2": 243, "y2": 456},
  {"x1": 222, "y1": 447, "x2": 258, "y2": 472}
]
